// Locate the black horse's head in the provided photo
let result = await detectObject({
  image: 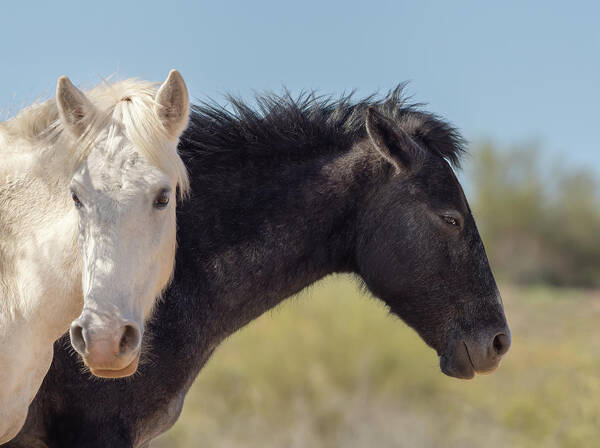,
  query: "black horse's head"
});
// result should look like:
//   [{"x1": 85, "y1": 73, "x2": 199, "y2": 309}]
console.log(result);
[{"x1": 356, "y1": 107, "x2": 510, "y2": 379}]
